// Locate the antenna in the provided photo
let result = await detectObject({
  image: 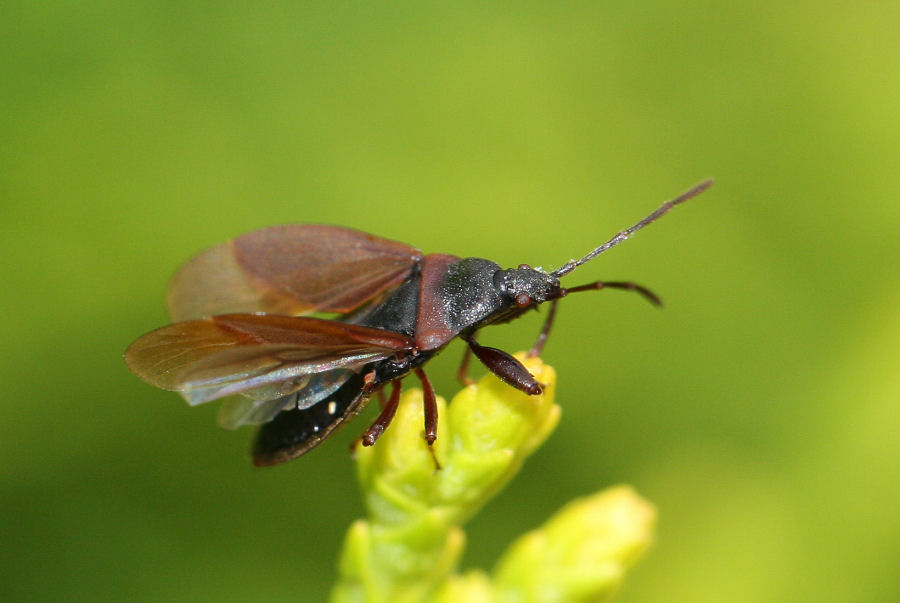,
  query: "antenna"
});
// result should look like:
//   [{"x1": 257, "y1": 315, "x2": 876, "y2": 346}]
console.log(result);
[{"x1": 551, "y1": 179, "x2": 714, "y2": 278}]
